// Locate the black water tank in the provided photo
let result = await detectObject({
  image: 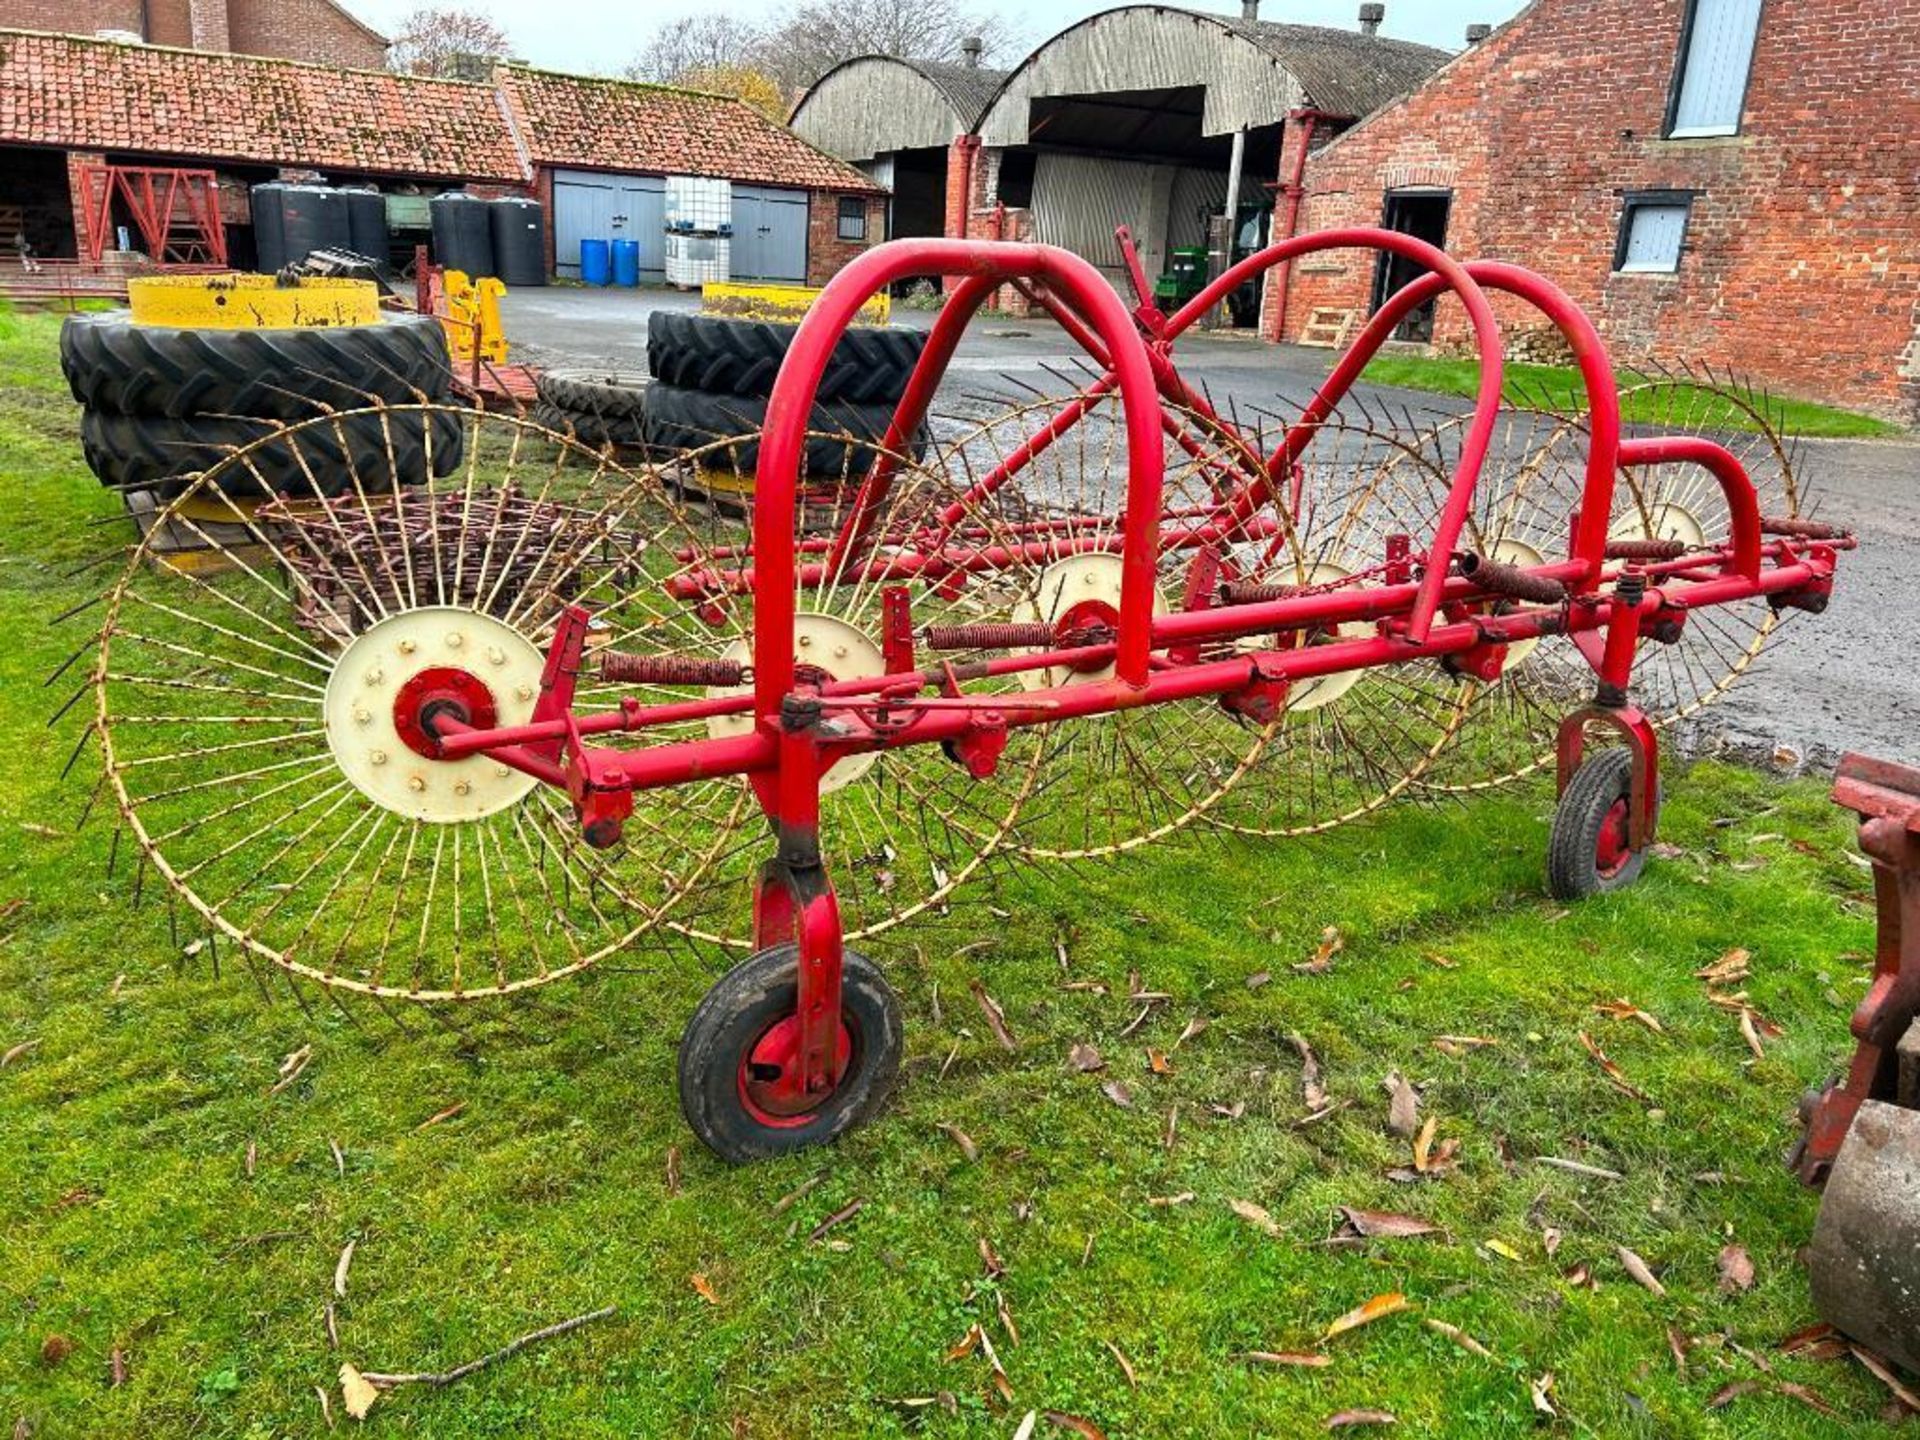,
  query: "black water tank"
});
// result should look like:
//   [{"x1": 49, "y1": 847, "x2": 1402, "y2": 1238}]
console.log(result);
[
  {"x1": 342, "y1": 188, "x2": 388, "y2": 261},
  {"x1": 249, "y1": 182, "x2": 287, "y2": 273},
  {"x1": 430, "y1": 192, "x2": 495, "y2": 278},
  {"x1": 488, "y1": 197, "x2": 546, "y2": 286},
  {"x1": 281, "y1": 185, "x2": 351, "y2": 264}
]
